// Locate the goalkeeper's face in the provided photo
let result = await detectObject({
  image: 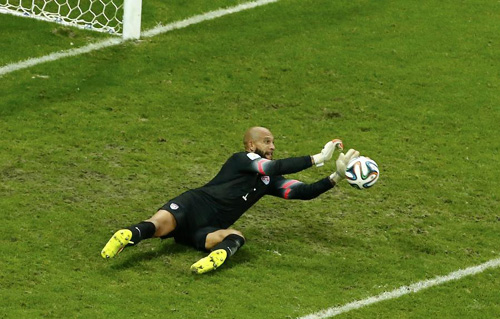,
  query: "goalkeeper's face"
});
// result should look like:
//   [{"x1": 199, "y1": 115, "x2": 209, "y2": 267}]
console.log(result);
[{"x1": 253, "y1": 130, "x2": 275, "y2": 160}]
